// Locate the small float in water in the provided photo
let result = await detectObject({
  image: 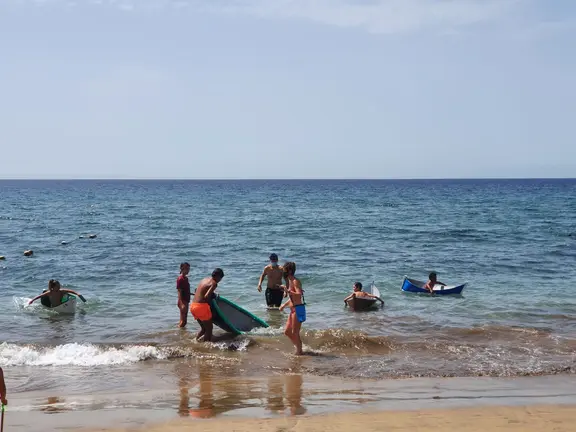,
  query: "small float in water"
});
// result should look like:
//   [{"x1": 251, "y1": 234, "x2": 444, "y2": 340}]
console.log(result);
[
  {"x1": 29, "y1": 283, "x2": 87, "y2": 315},
  {"x1": 40, "y1": 293, "x2": 79, "y2": 314},
  {"x1": 345, "y1": 283, "x2": 384, "y2": 311},
  {"x1": 401, "y1": 276, "x2": 466, "y2": 295},
  {"x1": 210, "y1": 295, "x2": 269, "y2": 335}
]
